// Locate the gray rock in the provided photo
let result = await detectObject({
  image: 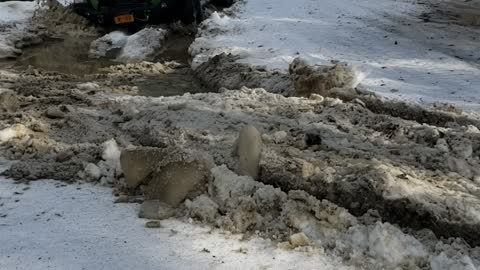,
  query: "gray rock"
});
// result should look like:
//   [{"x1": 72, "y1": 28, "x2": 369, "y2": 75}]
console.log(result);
[
  {"x1": 120, "y1": 147, "x2": 167, "y2": 188},
  {"x1": 121, "y1": 146, "x2": 211, "y2": 206},
  {"x1": 145, "y1": 220, "x2": 161, "y2": 228},
  {"x1": 0, "y1": 88, "x2": 19, "y2": 111},
  {"x1": 236, "y1": 125, "x2": 262, "y2": 179},
  {"x1": 145, "y1": 161, "x2": 208, "y2": 207},
  {"x1": 139, "y1": 200, "x2": 175, "y2": 220},
  {"x1": 45, "y1": 106, "x2": 65, "y2": 119}
]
